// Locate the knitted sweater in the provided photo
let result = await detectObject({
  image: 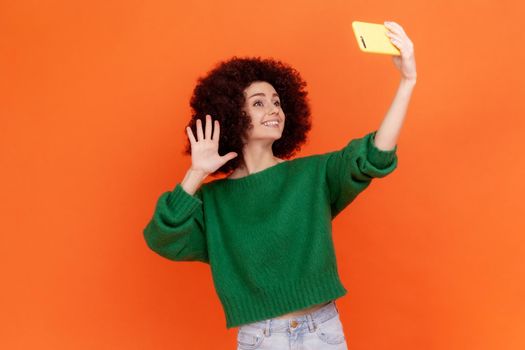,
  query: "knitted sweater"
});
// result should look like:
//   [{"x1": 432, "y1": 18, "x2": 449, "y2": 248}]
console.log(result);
[{"x1": 143, "y1": 130, "x2": 398, "y2": 329}]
